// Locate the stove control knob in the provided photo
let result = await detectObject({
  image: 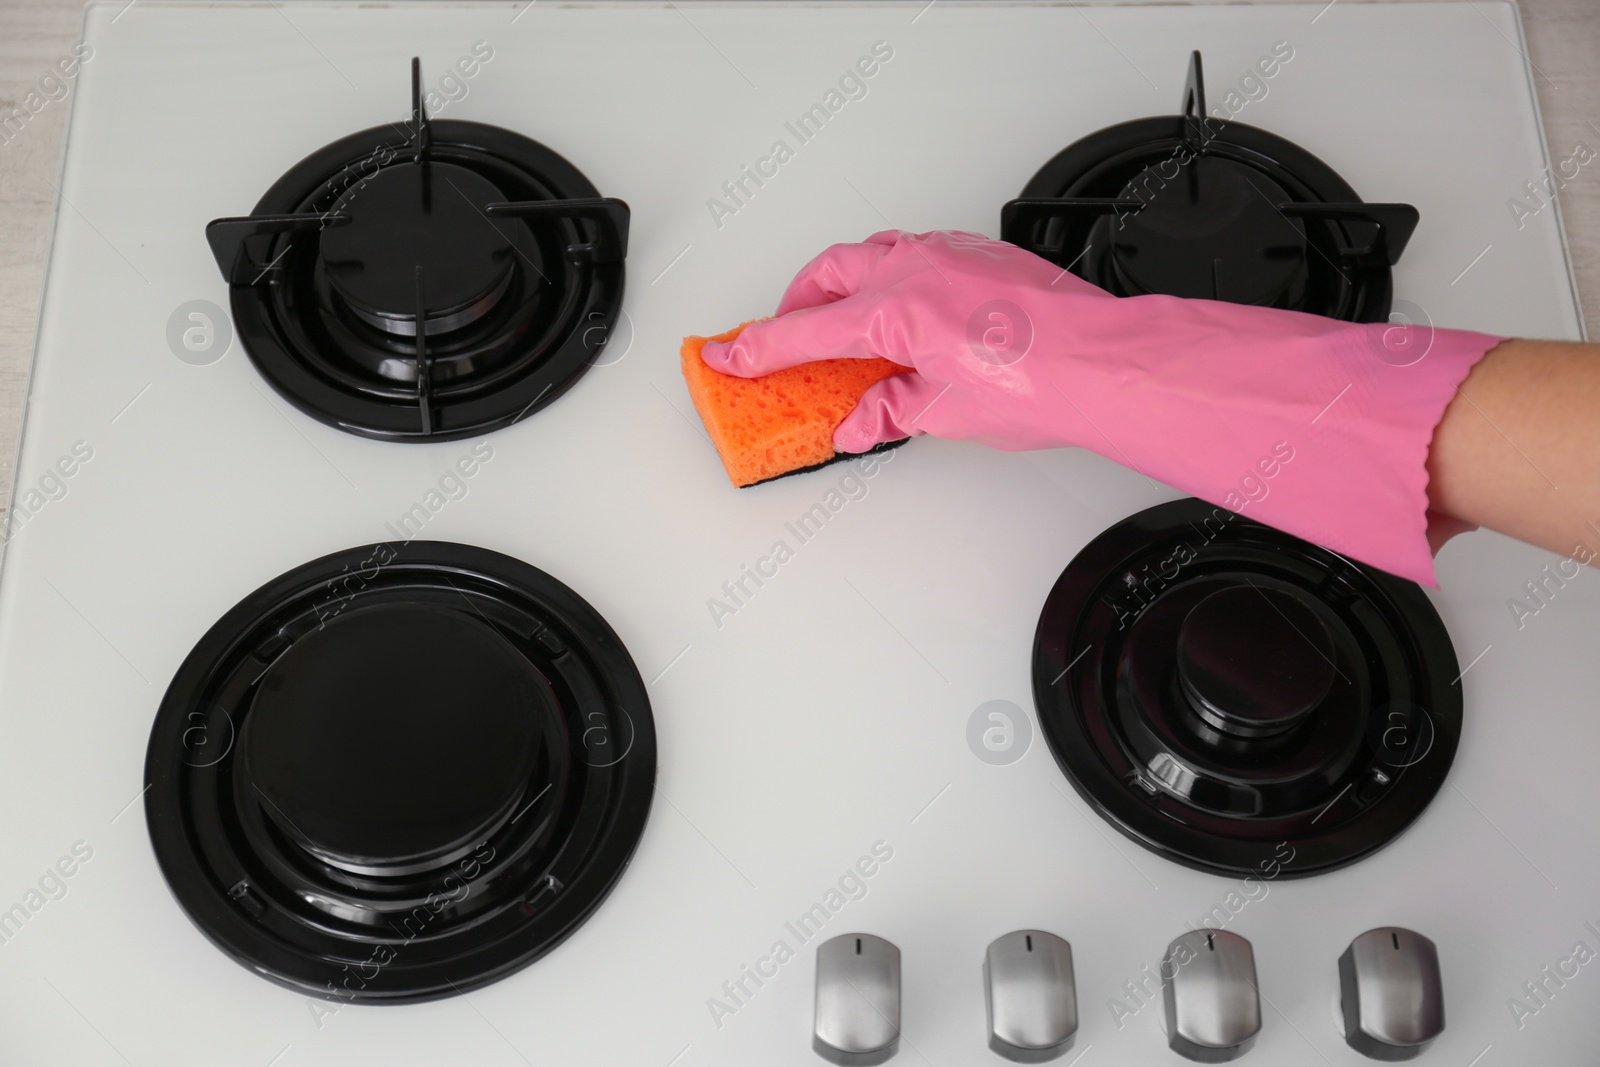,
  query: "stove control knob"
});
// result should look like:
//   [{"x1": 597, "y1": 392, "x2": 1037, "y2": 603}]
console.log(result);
[
  {"x1": 1339, "y1": 928, "x2": 1445, "y2": 1060},
  {"x1": 985, "y1": 930, "x2": 1077, "y2": 1062},
  {"x1": 1163, "y1": 929, "x2": 1261, "y2": 1062},
  {"x1": 814, "y1": 933, "x2": 900, "y2": 1065}
]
